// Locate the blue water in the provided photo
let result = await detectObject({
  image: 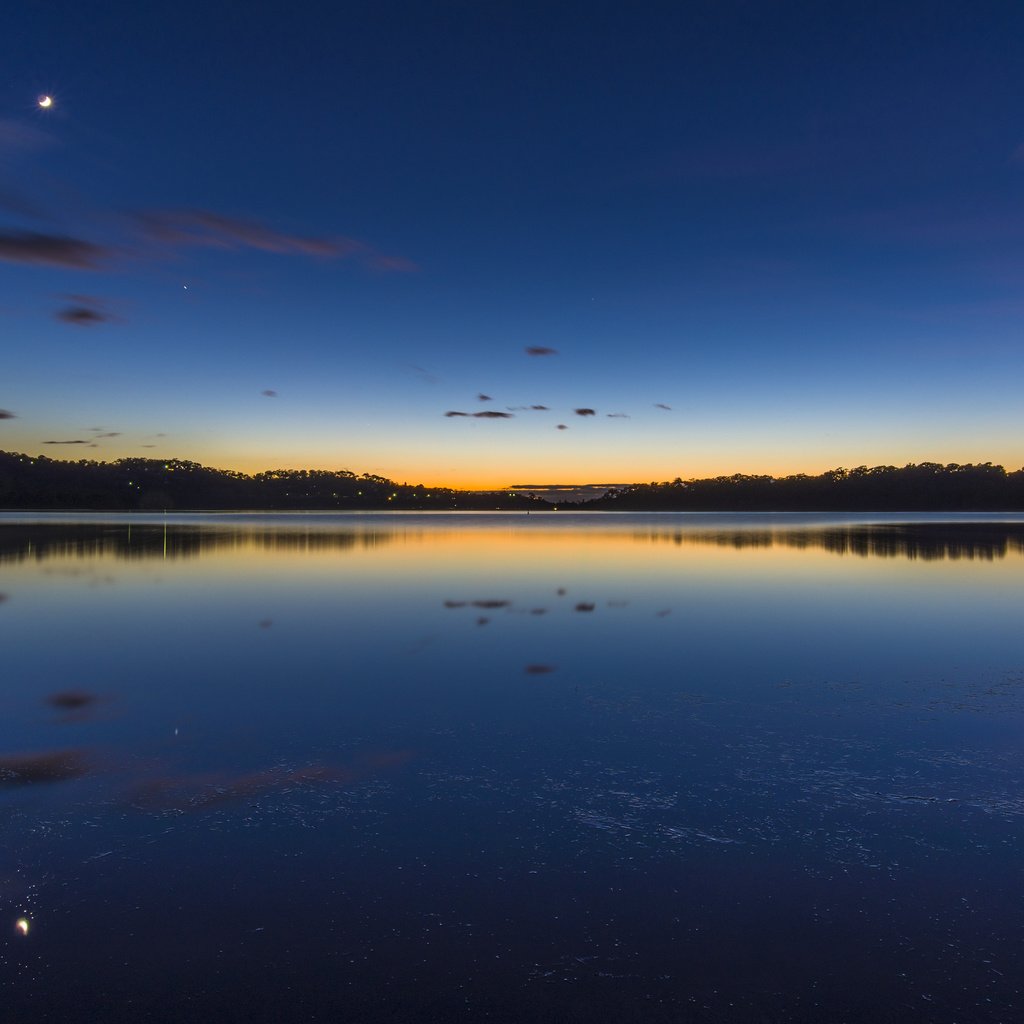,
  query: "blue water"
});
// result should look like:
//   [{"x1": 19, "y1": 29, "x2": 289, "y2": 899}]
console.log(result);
[{"x1": 1, "y1": 513, "x2": 1022, "y2": 1021}]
